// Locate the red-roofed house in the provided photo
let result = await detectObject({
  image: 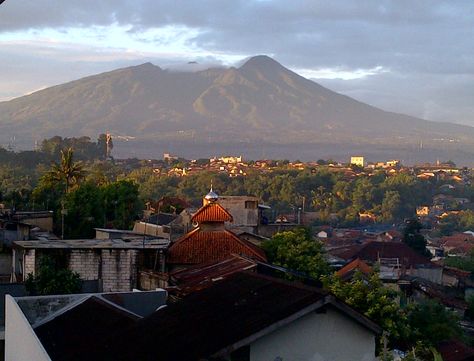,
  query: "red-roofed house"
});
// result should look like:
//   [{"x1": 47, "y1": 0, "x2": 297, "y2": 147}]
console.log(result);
[
  {"x1": 336, "y1": 258, "x2": 373, "y2": 281},
  {"x1": 332, "y1": 241, "x2": 442, "y2": 283},
  {"x1": 167, "y1": 189, "x2": 266, "y2": 270}
]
